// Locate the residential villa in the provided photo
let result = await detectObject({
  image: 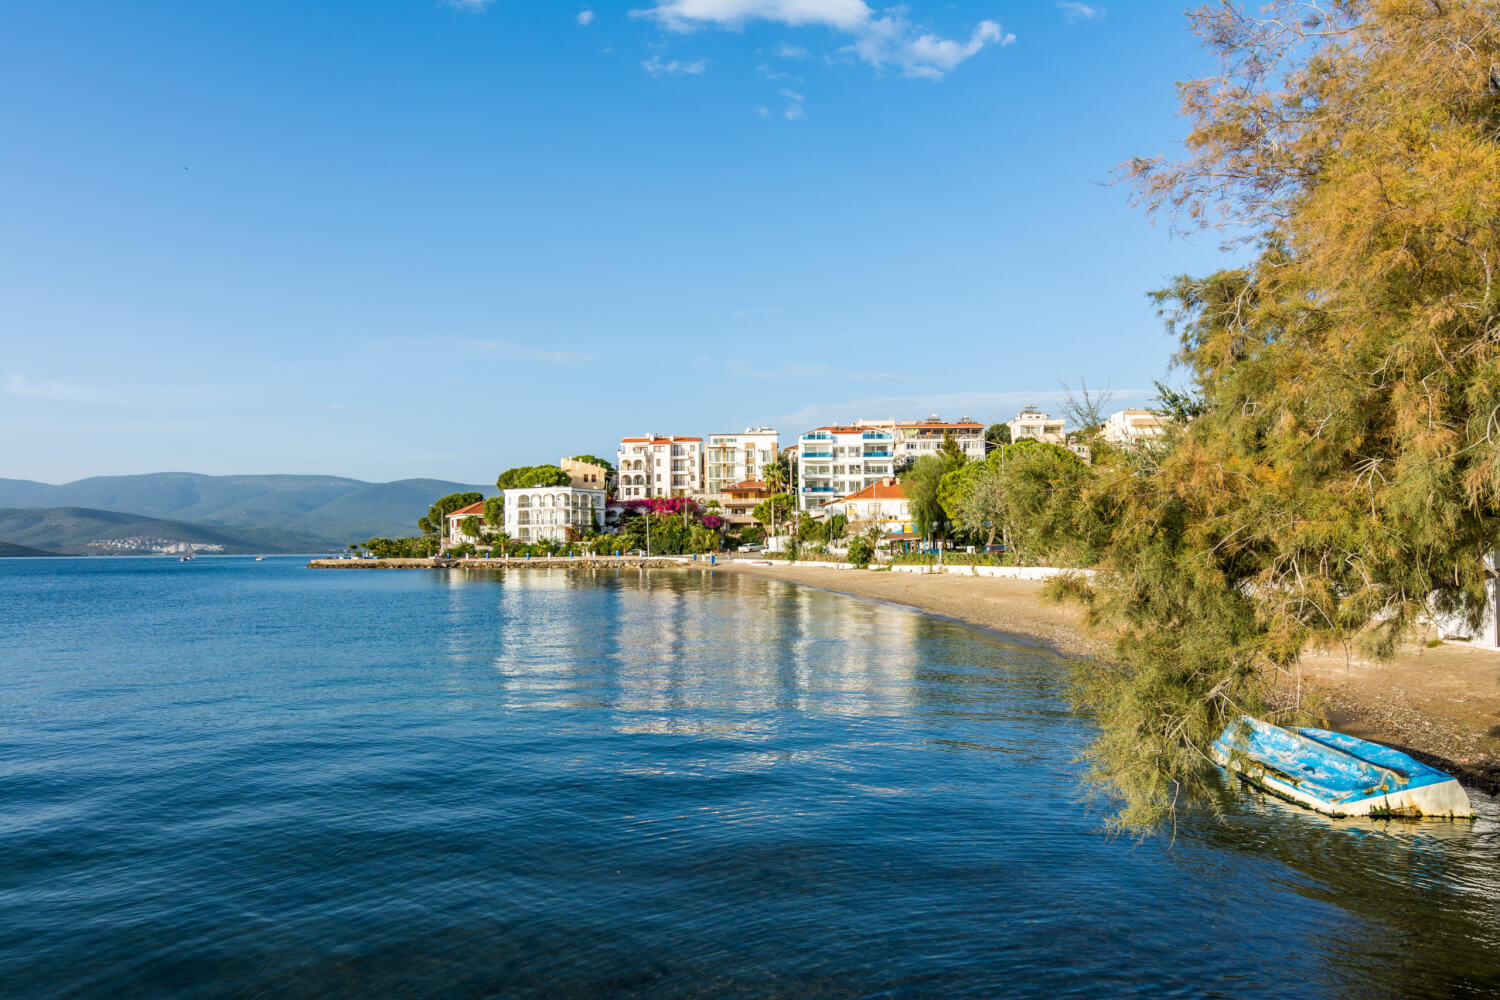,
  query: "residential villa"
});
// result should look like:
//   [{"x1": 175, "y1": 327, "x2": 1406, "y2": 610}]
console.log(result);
[
  {"x1": 1103, "y1": 408, "x2": 1169, "y2": 447},
  {"x1": 796, "y1": 426, "x2": 896, "y2": 512},
  {"x1": 560, "y1": 456, "x2": 611, "y2": 490},
  {"x1": 858, "y1": 416, "x2": 986, "y2": 464},
  {"x1": 502, "y1": 485, "x2": 606, "y2": 544},
  {"x1": 616, "y1": 434, "x2": 704, "y2": 499},
  {"x1": 444, "y1": 500, "x2": 488, "y2": 547},
  {"x1": 704, "y1": 428, "x2": 779, "y2": 494},
  {"x1": 823, "y1": 479, "x2": 917, "y2": 550},
  {"x1": 1006, "y1": 406, "x2": 1066, "y2": 444}
]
